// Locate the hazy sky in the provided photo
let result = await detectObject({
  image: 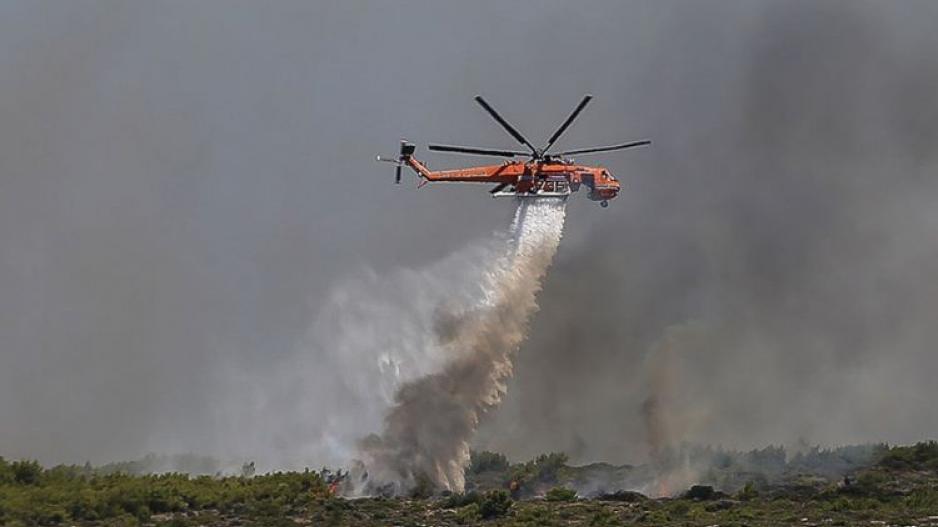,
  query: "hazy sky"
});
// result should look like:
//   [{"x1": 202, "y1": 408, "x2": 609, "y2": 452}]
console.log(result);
[{"x1": 1, "y1": 1, "x2": 937, "y2": 467}]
